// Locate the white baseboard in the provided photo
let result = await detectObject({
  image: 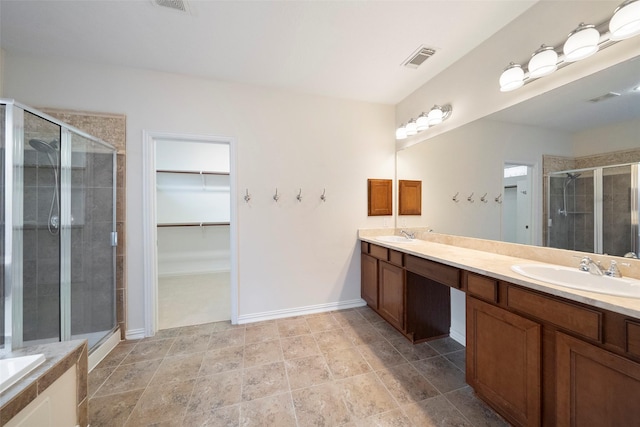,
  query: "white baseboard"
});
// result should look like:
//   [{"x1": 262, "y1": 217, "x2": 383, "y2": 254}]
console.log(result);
[
  {"x1": 88, "y1": 330, "x2": 121, "y2": 372},
  {"x1": 237, "y1": 298, "x2": 366, "y2": 325},
  {"x1": 449, "y1": 328, "x2": 466, "y2": 347},
  {"x1": 125, "y1": 328, "x2": 146, "y2": 341}
]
